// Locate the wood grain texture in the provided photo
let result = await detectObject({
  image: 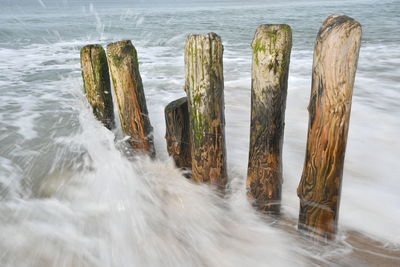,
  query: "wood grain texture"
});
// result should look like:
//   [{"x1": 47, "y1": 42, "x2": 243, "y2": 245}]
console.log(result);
[
  {"x1": 247, "y1": 25, "x2": 292, "y2": 214},
  {"x1": 297, "y1": 15, "x2": 362, "y2": 239},
  {"x1": 165, "y1": 97, "x2": 191, "y2": 174},
  {"x1": 80, "y1": 44, "x2": 115, "y2": 130},
  {"x1": 107, "y1": 40, "x2": 155, "y2": 156},
  {"x1": 184, "y1": 33, "x2": 227, "y2": 188}
]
